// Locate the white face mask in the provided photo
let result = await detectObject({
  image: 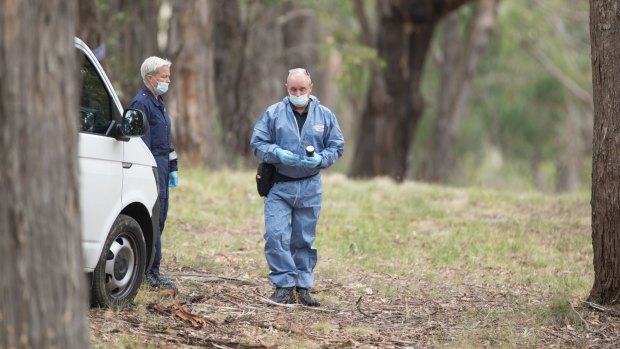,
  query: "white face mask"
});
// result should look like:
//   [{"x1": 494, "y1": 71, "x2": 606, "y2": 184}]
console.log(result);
[
  {"x1": 149, "y1": 75, "x2": 169, "y2": 95},
  {"x1": 155, "y1": 82, "x2": 169, "y2": 95},
  {"x1": 289, "y1": 94, "x2": 309, "y2": 107}
]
